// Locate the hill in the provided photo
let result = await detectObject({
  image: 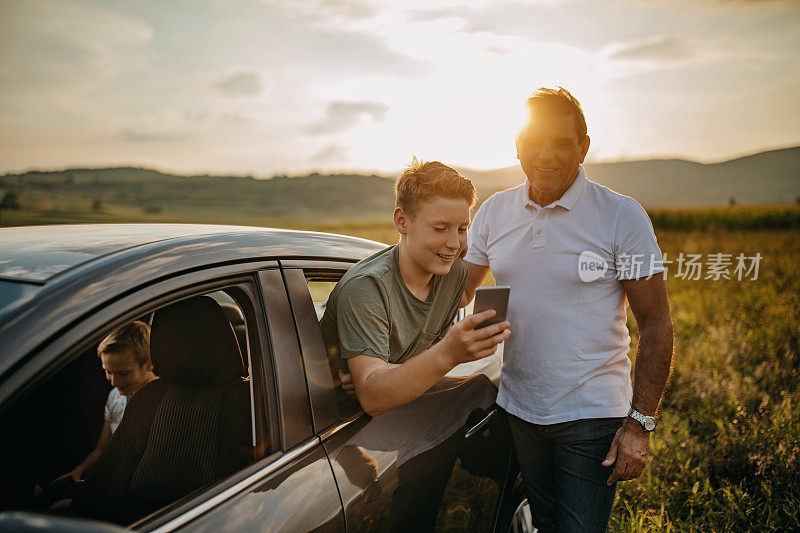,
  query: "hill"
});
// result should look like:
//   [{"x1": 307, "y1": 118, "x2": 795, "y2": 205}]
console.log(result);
[
  {"x1": 1, "y1": 147, "x2": 797, "y2": 222},
  {"x1": 0, "y1": 168, "x2": 396, "y2": 221},
  {"x1": 459, "y1": 146, "x2": 800, "y2": 207}
]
